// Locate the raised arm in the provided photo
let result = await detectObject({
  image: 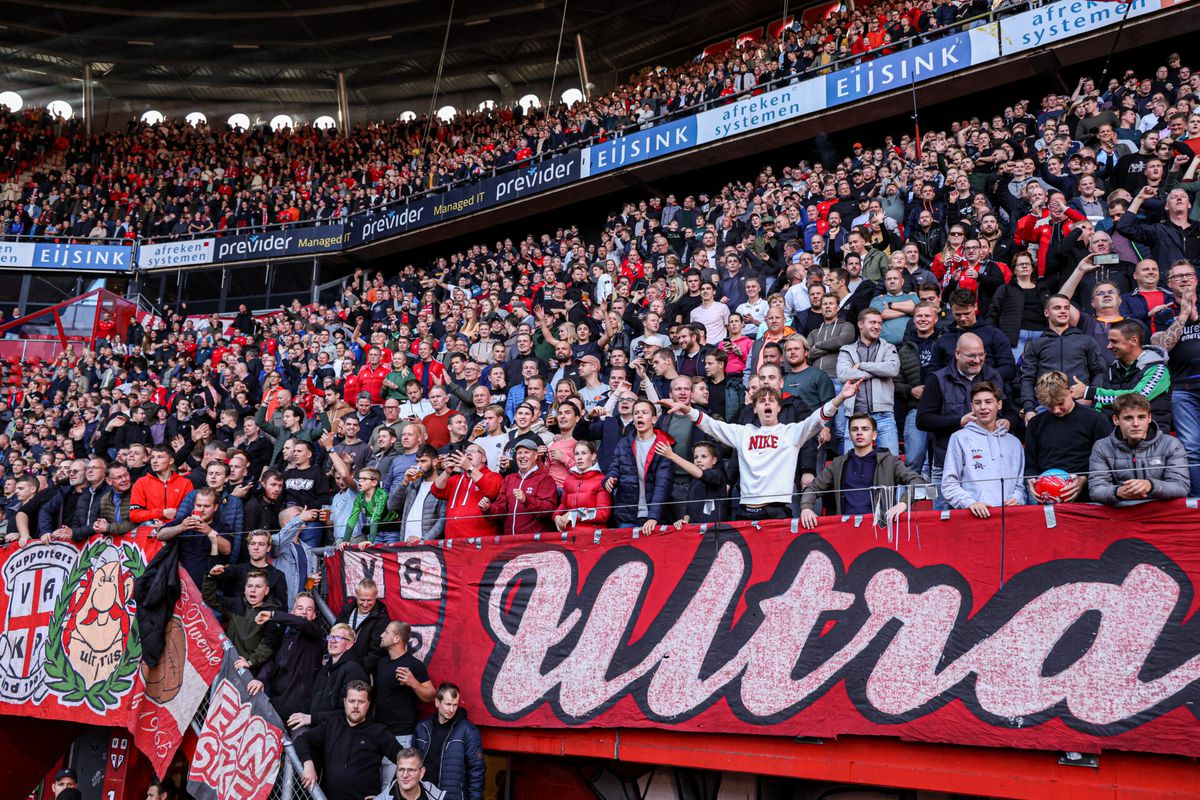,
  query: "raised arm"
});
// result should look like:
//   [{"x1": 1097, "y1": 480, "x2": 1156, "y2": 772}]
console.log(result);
[{"x1": 653, "y1": 441, "x2": 703, "y2": 479}]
